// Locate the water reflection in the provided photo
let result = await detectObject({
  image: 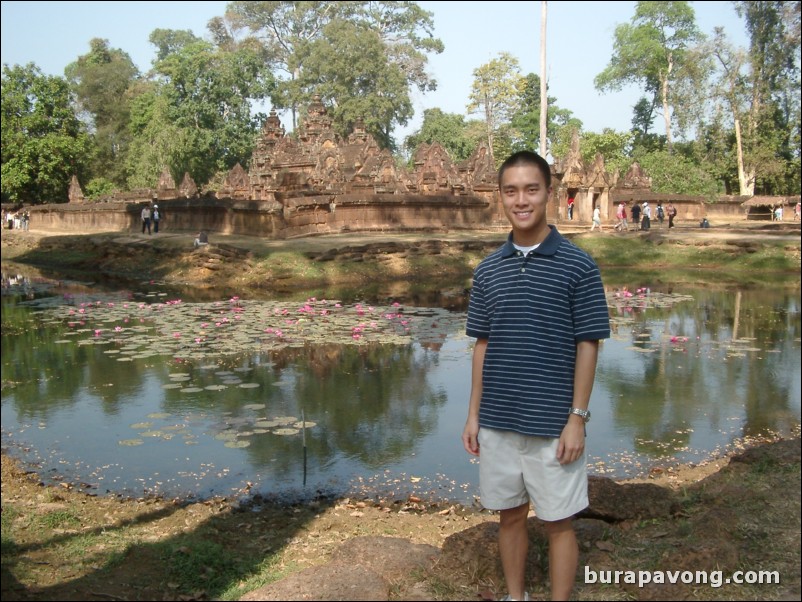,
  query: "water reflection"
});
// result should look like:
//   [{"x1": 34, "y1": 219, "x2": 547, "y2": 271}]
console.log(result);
[{"x1": 1, "y1": 271, "x2": 800, "y2": 504}]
